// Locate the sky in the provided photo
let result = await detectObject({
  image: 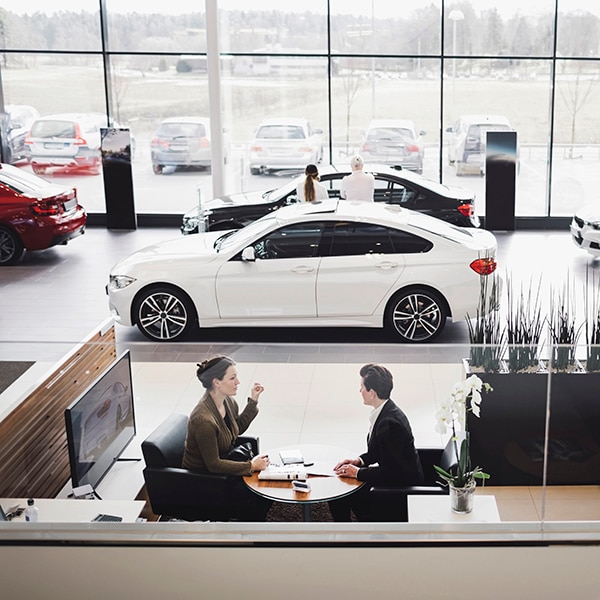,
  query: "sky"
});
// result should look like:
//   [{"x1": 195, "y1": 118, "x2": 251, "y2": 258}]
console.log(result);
[{"x1": 2, "y1": 0, "x2": 599, "y2": 18}]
